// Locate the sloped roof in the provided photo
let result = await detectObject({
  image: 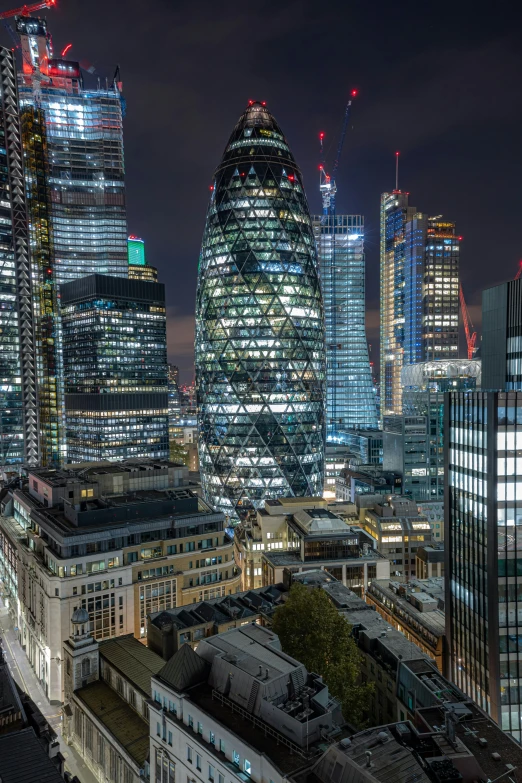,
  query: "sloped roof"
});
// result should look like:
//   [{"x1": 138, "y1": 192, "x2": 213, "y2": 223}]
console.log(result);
[
  {"x1": 77, "y1": 680, "x2": 149, "y2": 767},
  {"x1": 157, "y1": 644, "x2": 210, "y2": 692},
  {"x1": 0, "y1": 728, "x2": 65, "y2": 783},
  {"x1": 99, "y1": 634, "x2": 163, "y2": 696}
]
